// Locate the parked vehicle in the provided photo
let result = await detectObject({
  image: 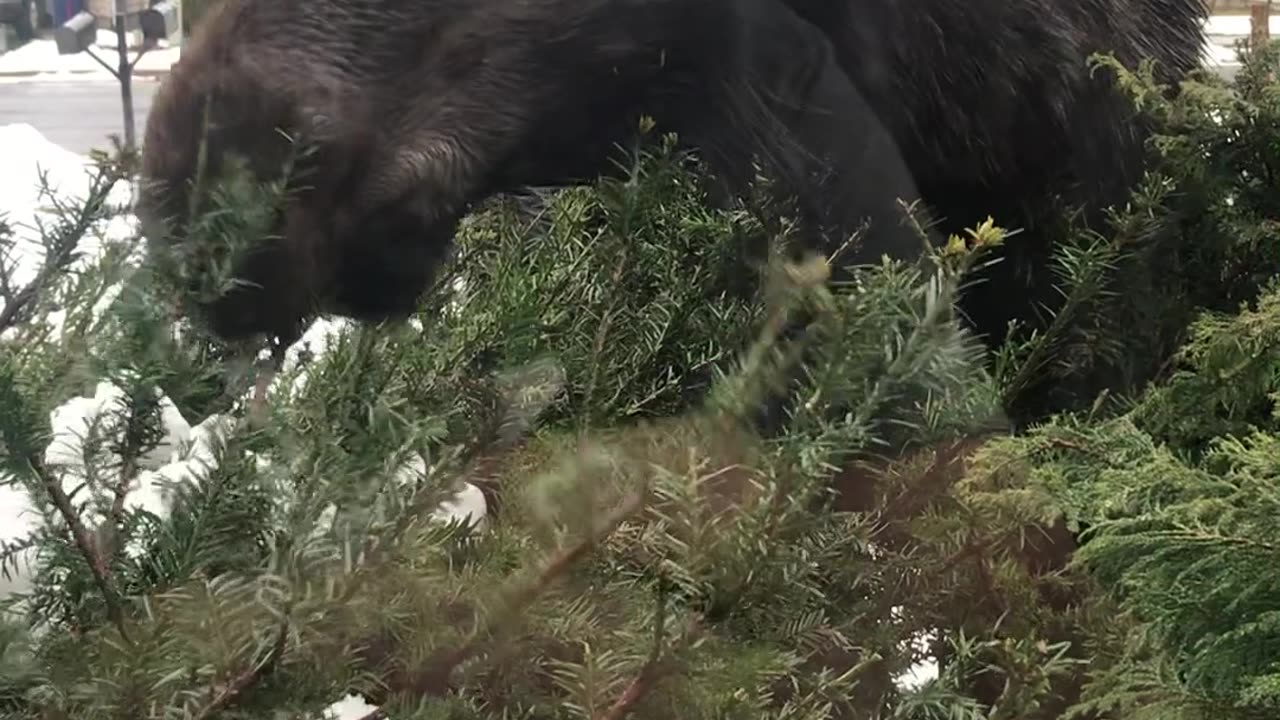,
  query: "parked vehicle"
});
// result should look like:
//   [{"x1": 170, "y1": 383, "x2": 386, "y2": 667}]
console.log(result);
[{"x1": 0, "y1": 0, "x2": 52, "y2": 43}]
